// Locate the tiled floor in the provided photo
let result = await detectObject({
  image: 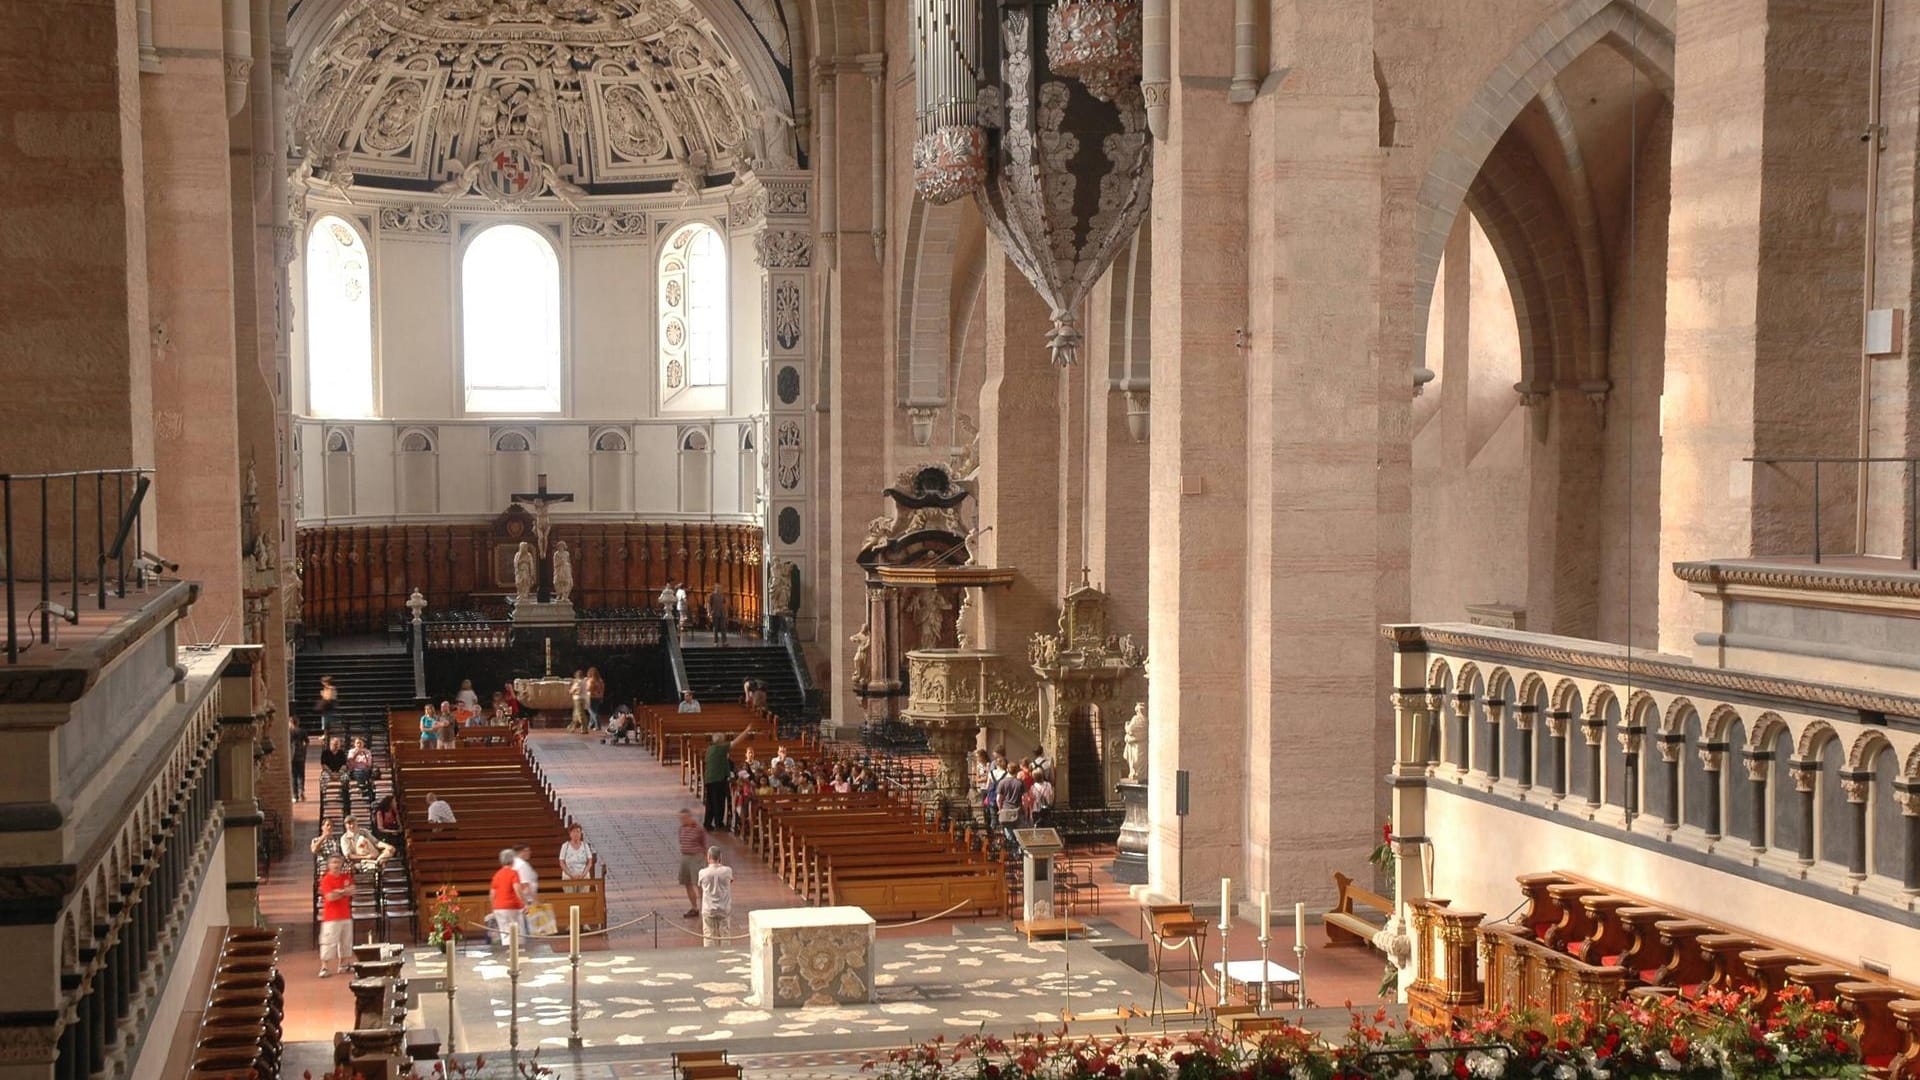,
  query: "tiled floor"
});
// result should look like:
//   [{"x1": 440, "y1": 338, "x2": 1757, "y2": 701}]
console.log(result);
[{"x1": 264, "y1": 725, "x2": 1393, "y2": 1063}]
